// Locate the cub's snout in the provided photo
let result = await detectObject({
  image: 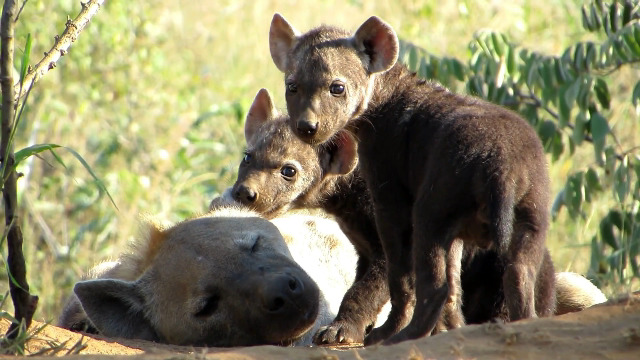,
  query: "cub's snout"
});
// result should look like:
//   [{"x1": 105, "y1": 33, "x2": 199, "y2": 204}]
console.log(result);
[{"x1": 233, "y1": 183, "x2": 258, "y2": 204}]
